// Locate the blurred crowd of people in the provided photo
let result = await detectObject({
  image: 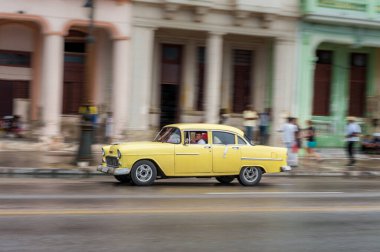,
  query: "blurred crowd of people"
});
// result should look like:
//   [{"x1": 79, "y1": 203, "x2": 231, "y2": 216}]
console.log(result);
[
  {"x1": 277, "y1": 116, "x2": 321, "y2": 167},
  {"x1": 237, "y1": 105, "x2": 380, "y2": 167}
]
